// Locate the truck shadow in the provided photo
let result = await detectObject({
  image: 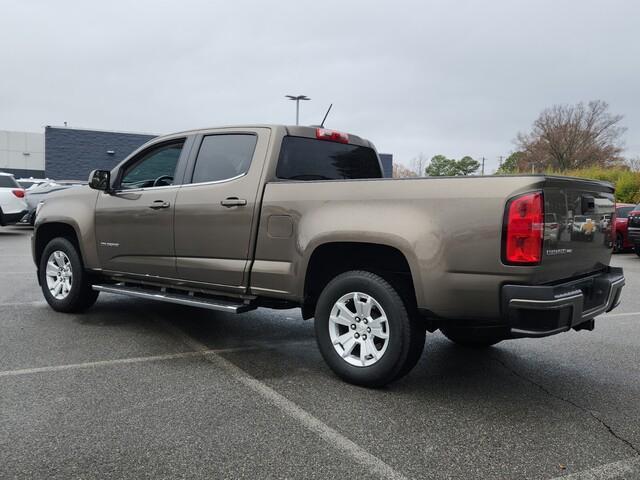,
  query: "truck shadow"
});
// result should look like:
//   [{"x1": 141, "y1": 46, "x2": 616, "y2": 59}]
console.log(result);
[{"x1": 75, "y1": 297, "x2": 633, "y2": 413}]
